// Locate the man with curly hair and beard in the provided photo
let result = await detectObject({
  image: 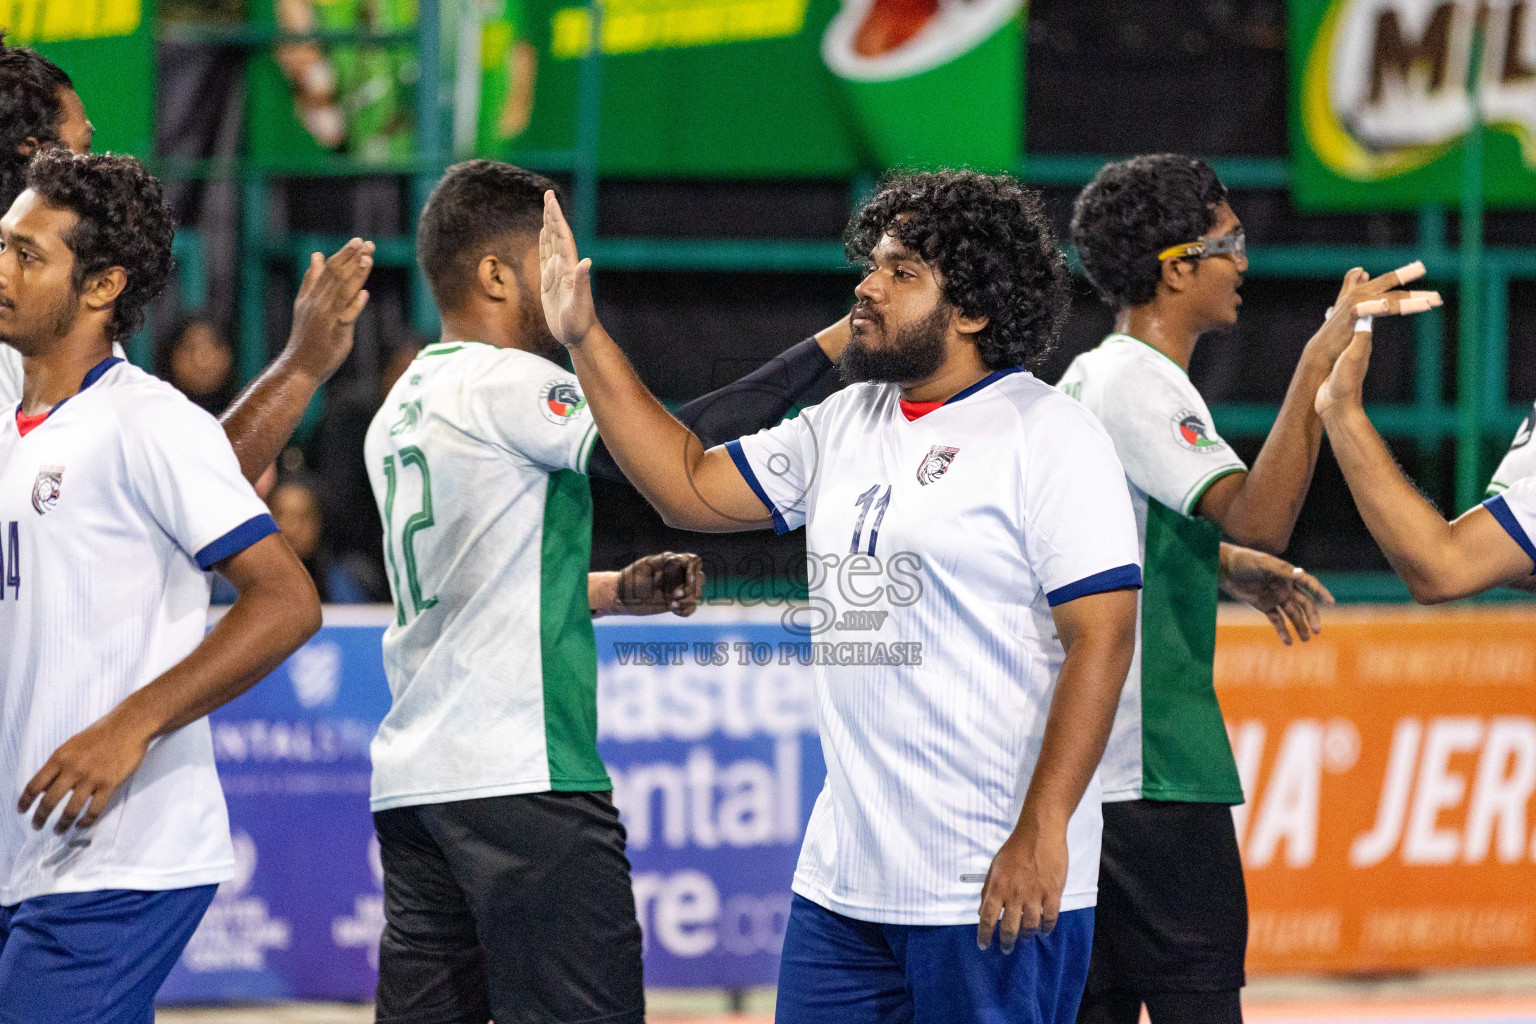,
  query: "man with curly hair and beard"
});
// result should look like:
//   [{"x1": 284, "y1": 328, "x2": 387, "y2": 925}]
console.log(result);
[
  {"x1": 1060, "y1": 154, "x2": 1439, "y2": 1024},
  {"x1": 0, "y1": 150, "x2": 322, "y2": 1023},
  {"x1": 539, "y1": 169, "x2": 1143, "y2": 1023},
  {"x1": 0, "y1": 31, "x2": 375, "y2": 487}
]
